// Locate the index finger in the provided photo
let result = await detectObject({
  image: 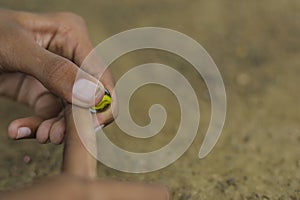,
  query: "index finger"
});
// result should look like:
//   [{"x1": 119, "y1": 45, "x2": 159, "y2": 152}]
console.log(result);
[{"x1": 62, "y1": 105, "x2": 97, "y2": 179}]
